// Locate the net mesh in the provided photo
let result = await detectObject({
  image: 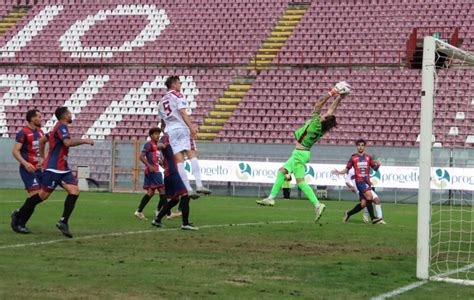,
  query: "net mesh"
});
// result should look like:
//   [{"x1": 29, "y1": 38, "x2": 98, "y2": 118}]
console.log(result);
[{"x1": 429, "y1": 44, "x2": 474, "y2": 283}]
